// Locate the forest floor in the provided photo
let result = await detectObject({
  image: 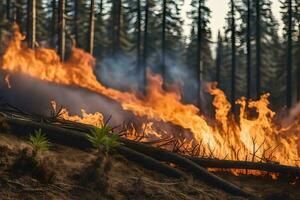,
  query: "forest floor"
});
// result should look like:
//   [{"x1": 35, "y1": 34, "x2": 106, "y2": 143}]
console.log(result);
[{"x1": 0, "y1": 132, "x2": 299, "y2": 200}]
